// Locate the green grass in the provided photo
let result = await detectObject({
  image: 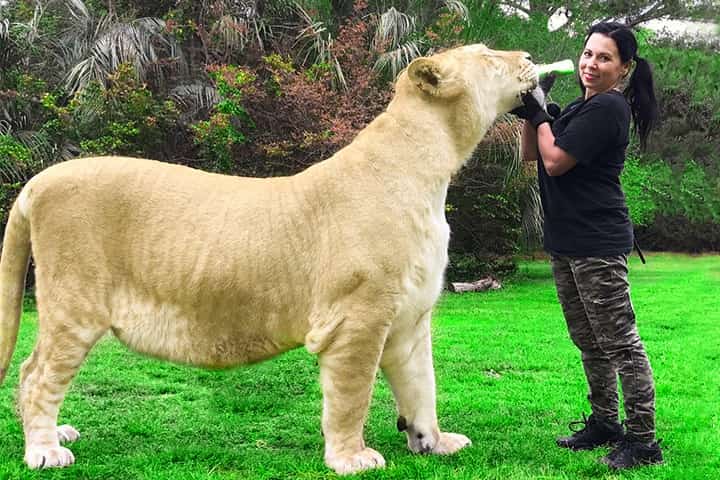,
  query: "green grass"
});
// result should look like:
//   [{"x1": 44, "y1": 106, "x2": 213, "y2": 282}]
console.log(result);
[{"x1": 1, "y1": 253, "x2": 718, "y2": 479}]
